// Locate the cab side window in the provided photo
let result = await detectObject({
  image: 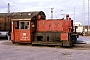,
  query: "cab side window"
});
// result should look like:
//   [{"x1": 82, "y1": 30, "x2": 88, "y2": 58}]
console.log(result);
[{"x1": 14, "y1": 21, "x2": 19, "y2": 29}]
